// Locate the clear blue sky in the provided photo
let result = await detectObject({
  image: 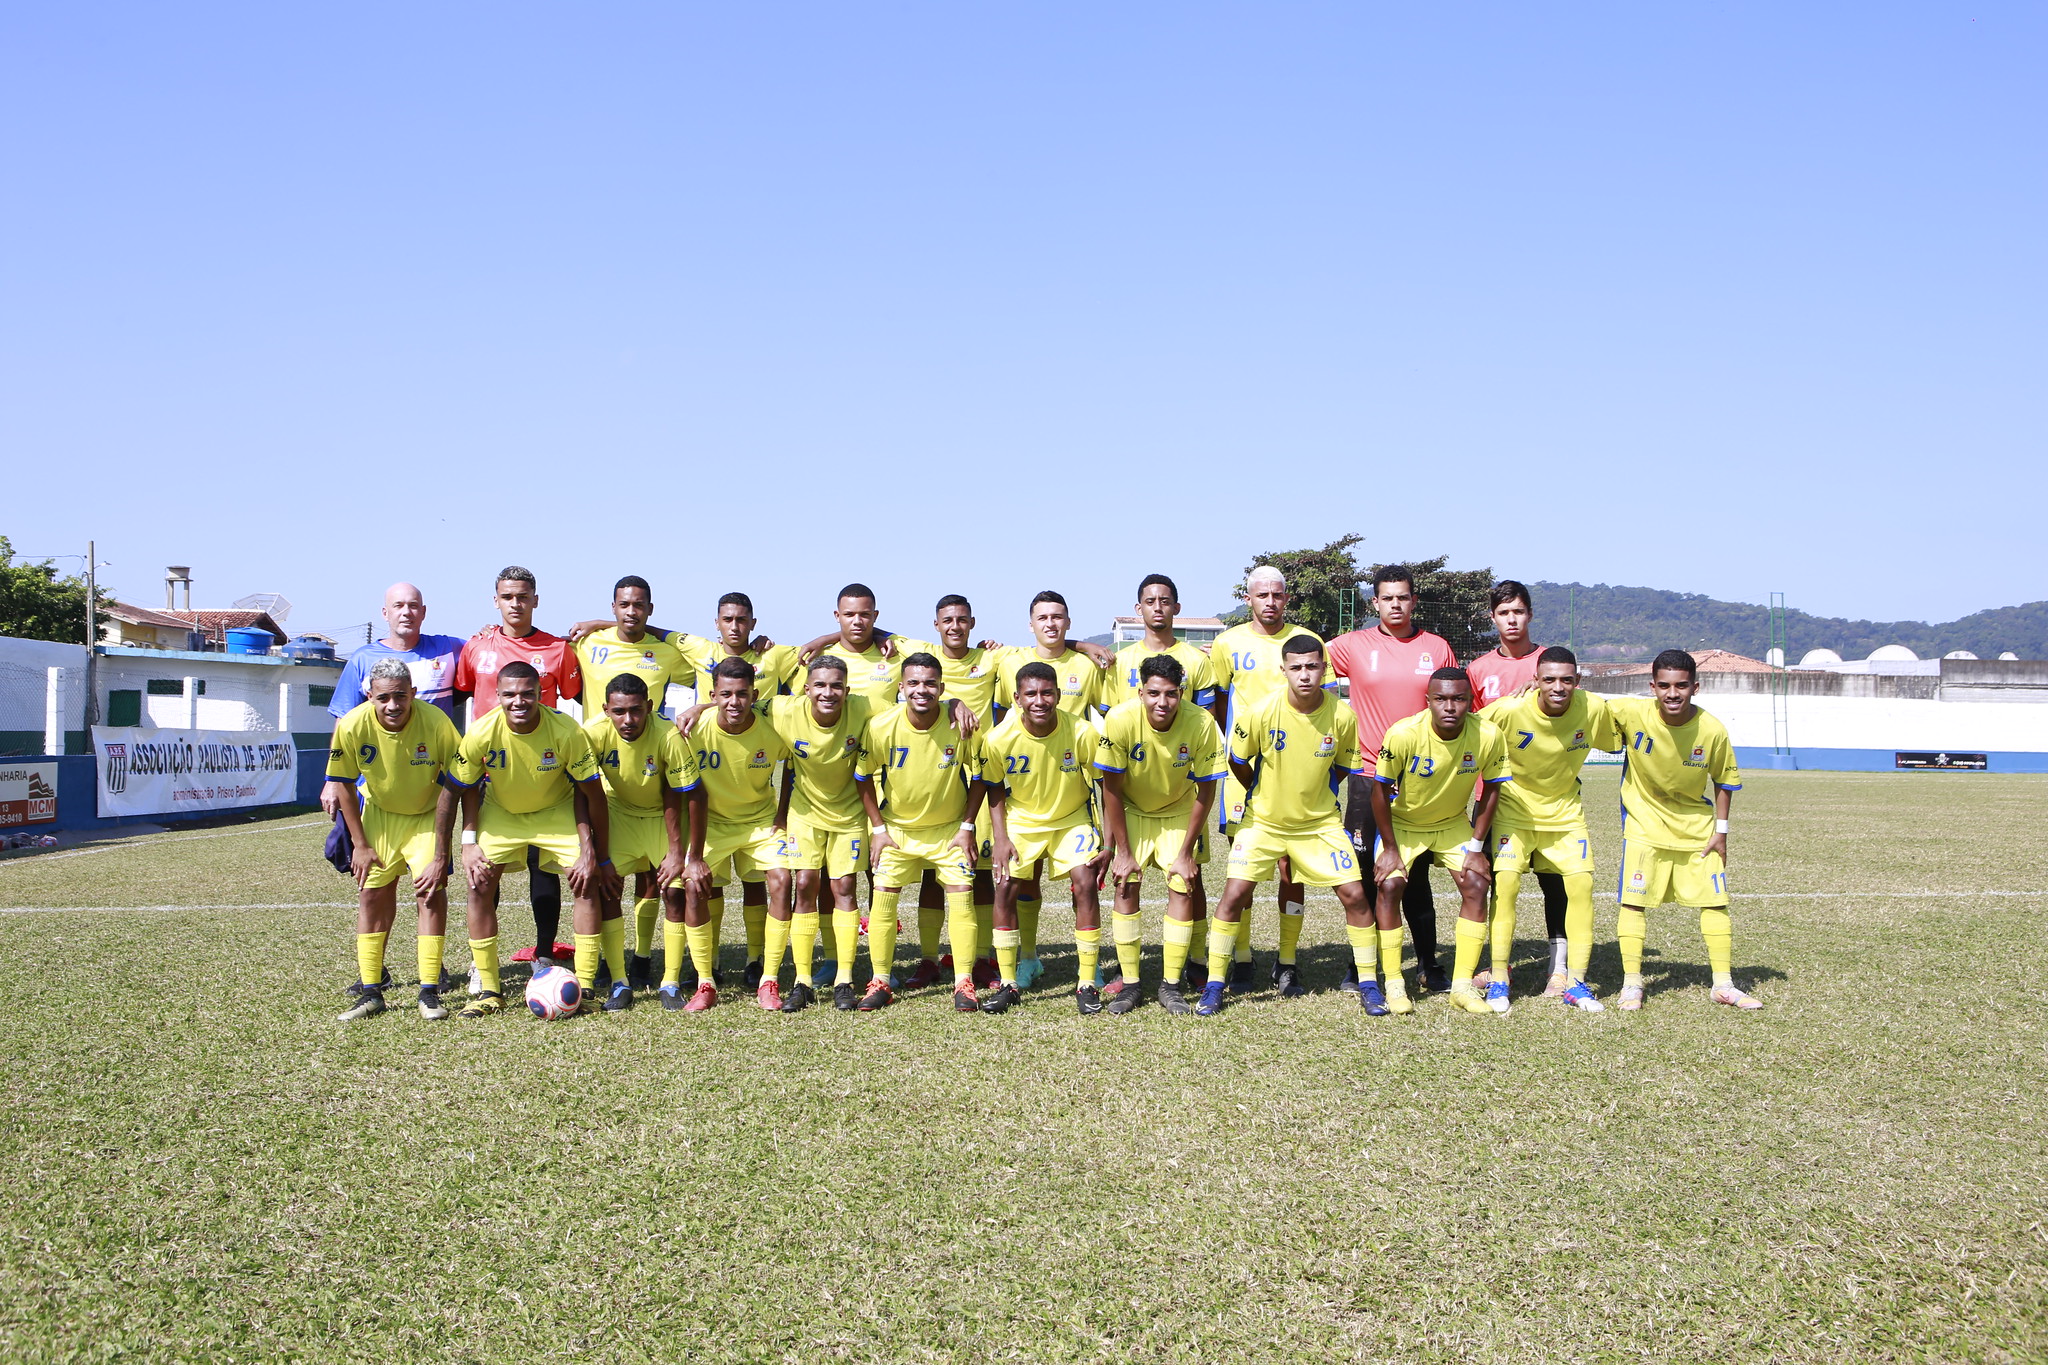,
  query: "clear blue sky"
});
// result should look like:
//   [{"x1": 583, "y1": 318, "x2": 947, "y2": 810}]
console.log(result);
[{"x1": 5, "y1": 3, "x2": 2041, "y2": 646}]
